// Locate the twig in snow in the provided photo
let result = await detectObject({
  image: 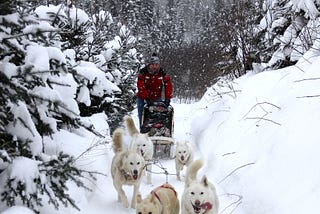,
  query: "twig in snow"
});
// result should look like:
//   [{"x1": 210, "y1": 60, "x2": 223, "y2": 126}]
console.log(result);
[
  {"x1": 296, "y1": 95, "x2": 320, "y2": 98},
  {"x1": 241, "y1": 101, "x2": 281, "y2": 126},
  {"x1": 74, "y1": 138, "x2": 110, "y2": 162},
  {"x1": 245, "y1": 117, "x2": 281, "y2": 126},
  {"x1": 222, "y1": 152, "x2": 236, "y2": 157},
  {"x1": 219, "y1": 193, "x2": 243, "y2": 214},
  {"x1": 241, "y1": 101, "x2": 281, "y2": 120},
  {"x1": 294, "y1": 77, "x2": 320, "y2": 82},
  {"x1": 218, "y1": 162, "x2": 255, "y2": 184}
]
